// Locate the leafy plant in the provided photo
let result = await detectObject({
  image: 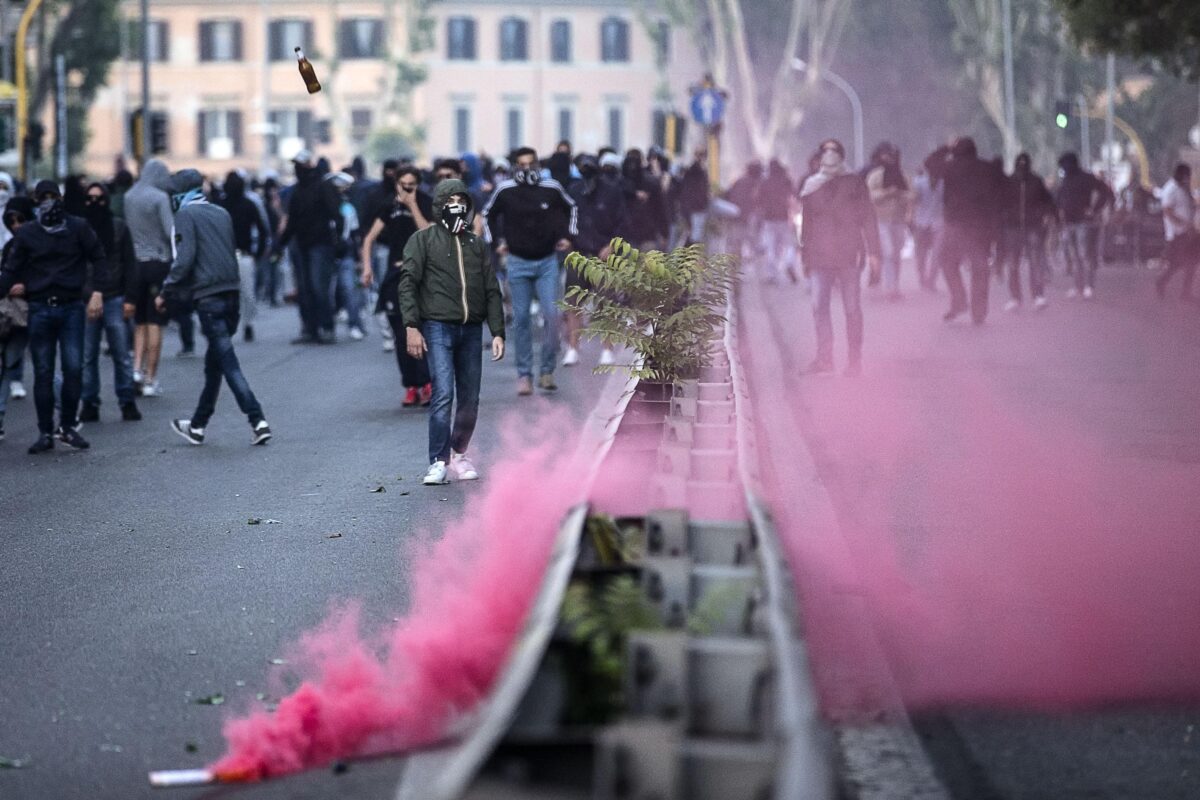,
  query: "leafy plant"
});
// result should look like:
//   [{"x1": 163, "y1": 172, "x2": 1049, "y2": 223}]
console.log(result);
[{"x1": 563, "y1": 238, "x2": 738, "y2": 383}]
